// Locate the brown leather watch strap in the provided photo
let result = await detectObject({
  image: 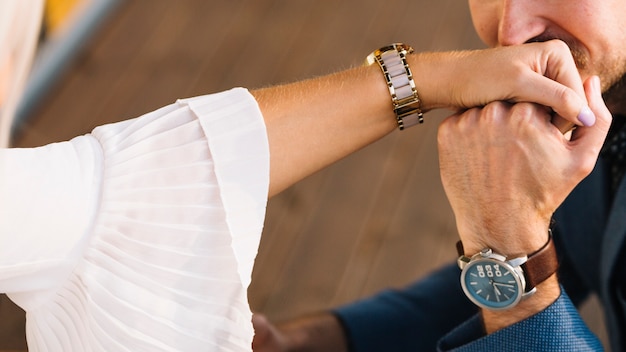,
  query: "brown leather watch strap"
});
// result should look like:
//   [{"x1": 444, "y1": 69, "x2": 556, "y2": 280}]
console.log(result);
[
  {"x1": 456, "y1": 232, "x2": 559, "y2": 293},
  {"x1": 521, "y1": 233, "x2": 558, "y2": 292}
]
